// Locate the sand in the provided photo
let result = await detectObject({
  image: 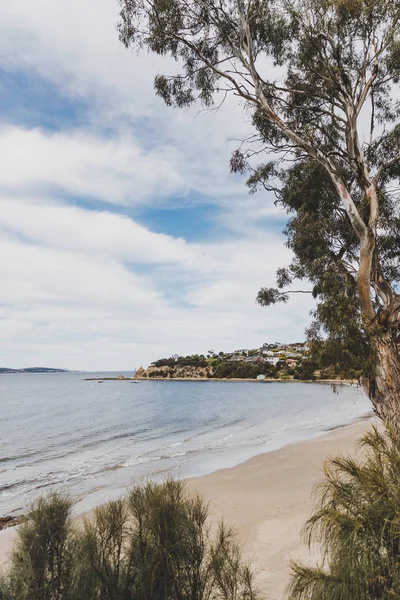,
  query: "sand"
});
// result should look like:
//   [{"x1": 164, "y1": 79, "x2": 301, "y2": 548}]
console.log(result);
[{"x1": 0, "y1": 416, "x2": 376, "y2": 598}]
